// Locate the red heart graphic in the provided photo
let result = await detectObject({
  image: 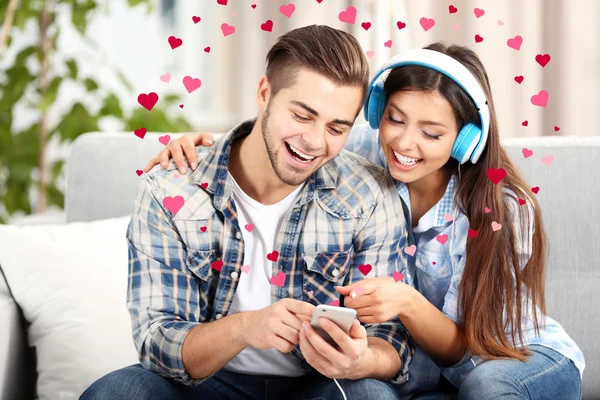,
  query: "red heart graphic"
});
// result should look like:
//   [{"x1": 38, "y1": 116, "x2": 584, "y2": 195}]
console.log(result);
[
  {"x1": 392, "y1": 271, "x2": 404, "y2": 282},
  {"x1": 168, "y1": 36, "x2": 182, "y2": 49},
  {"x1": 211, "y1": 259, "x2": 224, "y2": 271},
  {"x1": 518, "y1": 198, "x2": 526, "y2": 205},
  {"x1": 192, "y1": 16, "x2": 201, "y2": 24},
  {"x1": 554, "y1": 126, "x2": 560, "y2": 131},
  {"x1": 251, "y1": 4, "x2": 256, "y2": 8},
  {"x1": 244, "y1": 224, "x2": 254, "y2": 232},
  {"x1": 475, "y1": 34, "x2": 483, "y2": 43},
  {"x1": 267, "y1": 251, "x2": 279, "y2": 262},
  {"x1": 204, "y1": 47, "x2": 211, "y2": 53},
  {"x1": 179, "y1": 104, "x2": 184, "y2": 108},
  {"x1": 338, "y1": 6, "x2": 357, "y2": 24},
  {"x1": 468, "y1": 228, "x2": 479, "y2": 238},
  {"x1": 436, "y1": 234, "x2": 449, "y2": 245},
  {"x1": 486, "y1": 168, "x2": 506, "y2": 184},
  {"x1": 396, "y1": 21, "x2": 406, "y2": 30},
  {"x1": 200, "y1": 182, "x2": 209, "y2": 189},
  {"x1": 449, "y1": 5, "x2": 458, "y2": 13},
  {"x1": 163, "y1": 195, "x2": 184, "y2": 215},
  {"x1": 522, "y1": 148, "x2": 533, "y2": 158},
  {"x1": 217, "y1": 0, "x2": 227, "y2": 5},
  {"x1": 535, "y1": 54, "x2": 551, "y2": 67},
  {"x1": 261, "y1": 20, "x2": 273, "y2": 32},
  {"x1": 474, "y1": 7, "x2": 485, "y2": 18},
  {"x1": 420, "y1": 17, "x2": 435, "y2": 31},
  {"x1": 384, "y1": 40, "x2": 393, "y2": 48},
  {"x1": 531, "y1": 90, "x2": 549, "y2": 107},
  {"x1": 134, "y1": 127, "x2": 147, "y2": 139},
  {"x1": 183, "y1": 76, "x2": 202, "y2": 93},
  {"x1": 137, "y1": 92, "x2": 158, "y2": 111},
  {"x1": 279, "y1": 4, "x2": 295, "y2": 18},
  {"x1": 358, "y1": 264, "x2": 372, "y2": 276},
  {"x1": 531, "y1": 186, "x2": 540, "y2": 194},
  {"x1": 522, "y1": 120, "x2": 529, "y2": 127},
  {"x1": 316, "y1": 0, "x2": 323, "y2": 3},
  {"x1": 514, "y1": 75, "x2": 524, "y2": 84},
  {"x1": 361, "y1": 22, "x2": 371, "y2": 31},
  {"x1": 200, "y1": 226, "x2": 207, "y2": 232},
  {"x1": 270, "y1": 272, "x2": 286, "y2": 287},
  {"x1": 159, "y1": 135, "x2": 170, "y2": 146},
  {"x1": 432, "y1": 262, "x2": 437, "y2": 265},
  {"x1": 221, "y1": 23, "x2": 235, "y2": 37},
  {"x1": 507, "y1": 35, "x2": 523, "y2": 50},
  {"x1": 136, "y1": 170, "x2": 143, "y2": 176}
]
